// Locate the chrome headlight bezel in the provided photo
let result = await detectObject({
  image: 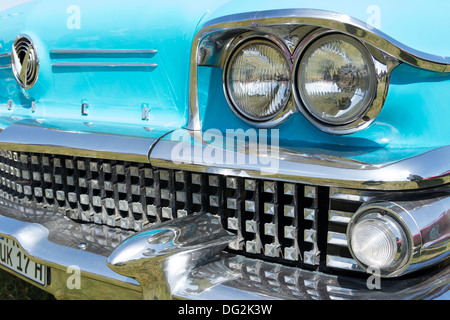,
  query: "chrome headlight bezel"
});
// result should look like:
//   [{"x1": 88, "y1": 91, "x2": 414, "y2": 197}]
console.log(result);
[
  {"x1": 223, "y1": 34, "x2": 295, "y2": 127},
  {"x1": 292, "y1": 29, "x2": 390, "y2": 134}
]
